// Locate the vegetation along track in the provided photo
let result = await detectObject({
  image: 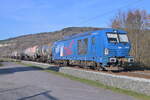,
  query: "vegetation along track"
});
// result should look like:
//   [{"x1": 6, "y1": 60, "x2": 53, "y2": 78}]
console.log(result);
[
  {"x1": 20, "y1": 60, "x2": 150, "y2": 79},
  {"x1": 70, "y1": 66, "x2": 150, "y2": 79}
]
